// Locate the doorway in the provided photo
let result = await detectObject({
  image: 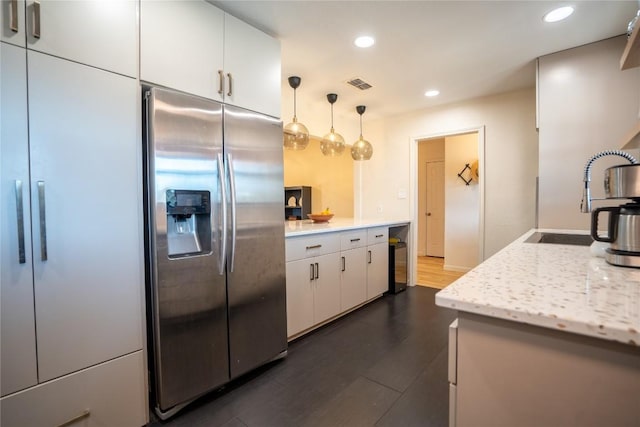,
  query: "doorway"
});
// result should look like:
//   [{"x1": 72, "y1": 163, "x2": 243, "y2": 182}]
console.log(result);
[{"x1": 411, "y1": 129, "x2": 485, "y2": 289}]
